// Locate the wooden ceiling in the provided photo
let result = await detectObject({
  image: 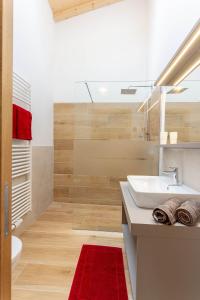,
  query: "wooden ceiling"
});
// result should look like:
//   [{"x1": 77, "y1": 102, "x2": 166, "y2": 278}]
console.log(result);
[{"x1": 49, "y1": 0, "x2": 122, "y2": 22}]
